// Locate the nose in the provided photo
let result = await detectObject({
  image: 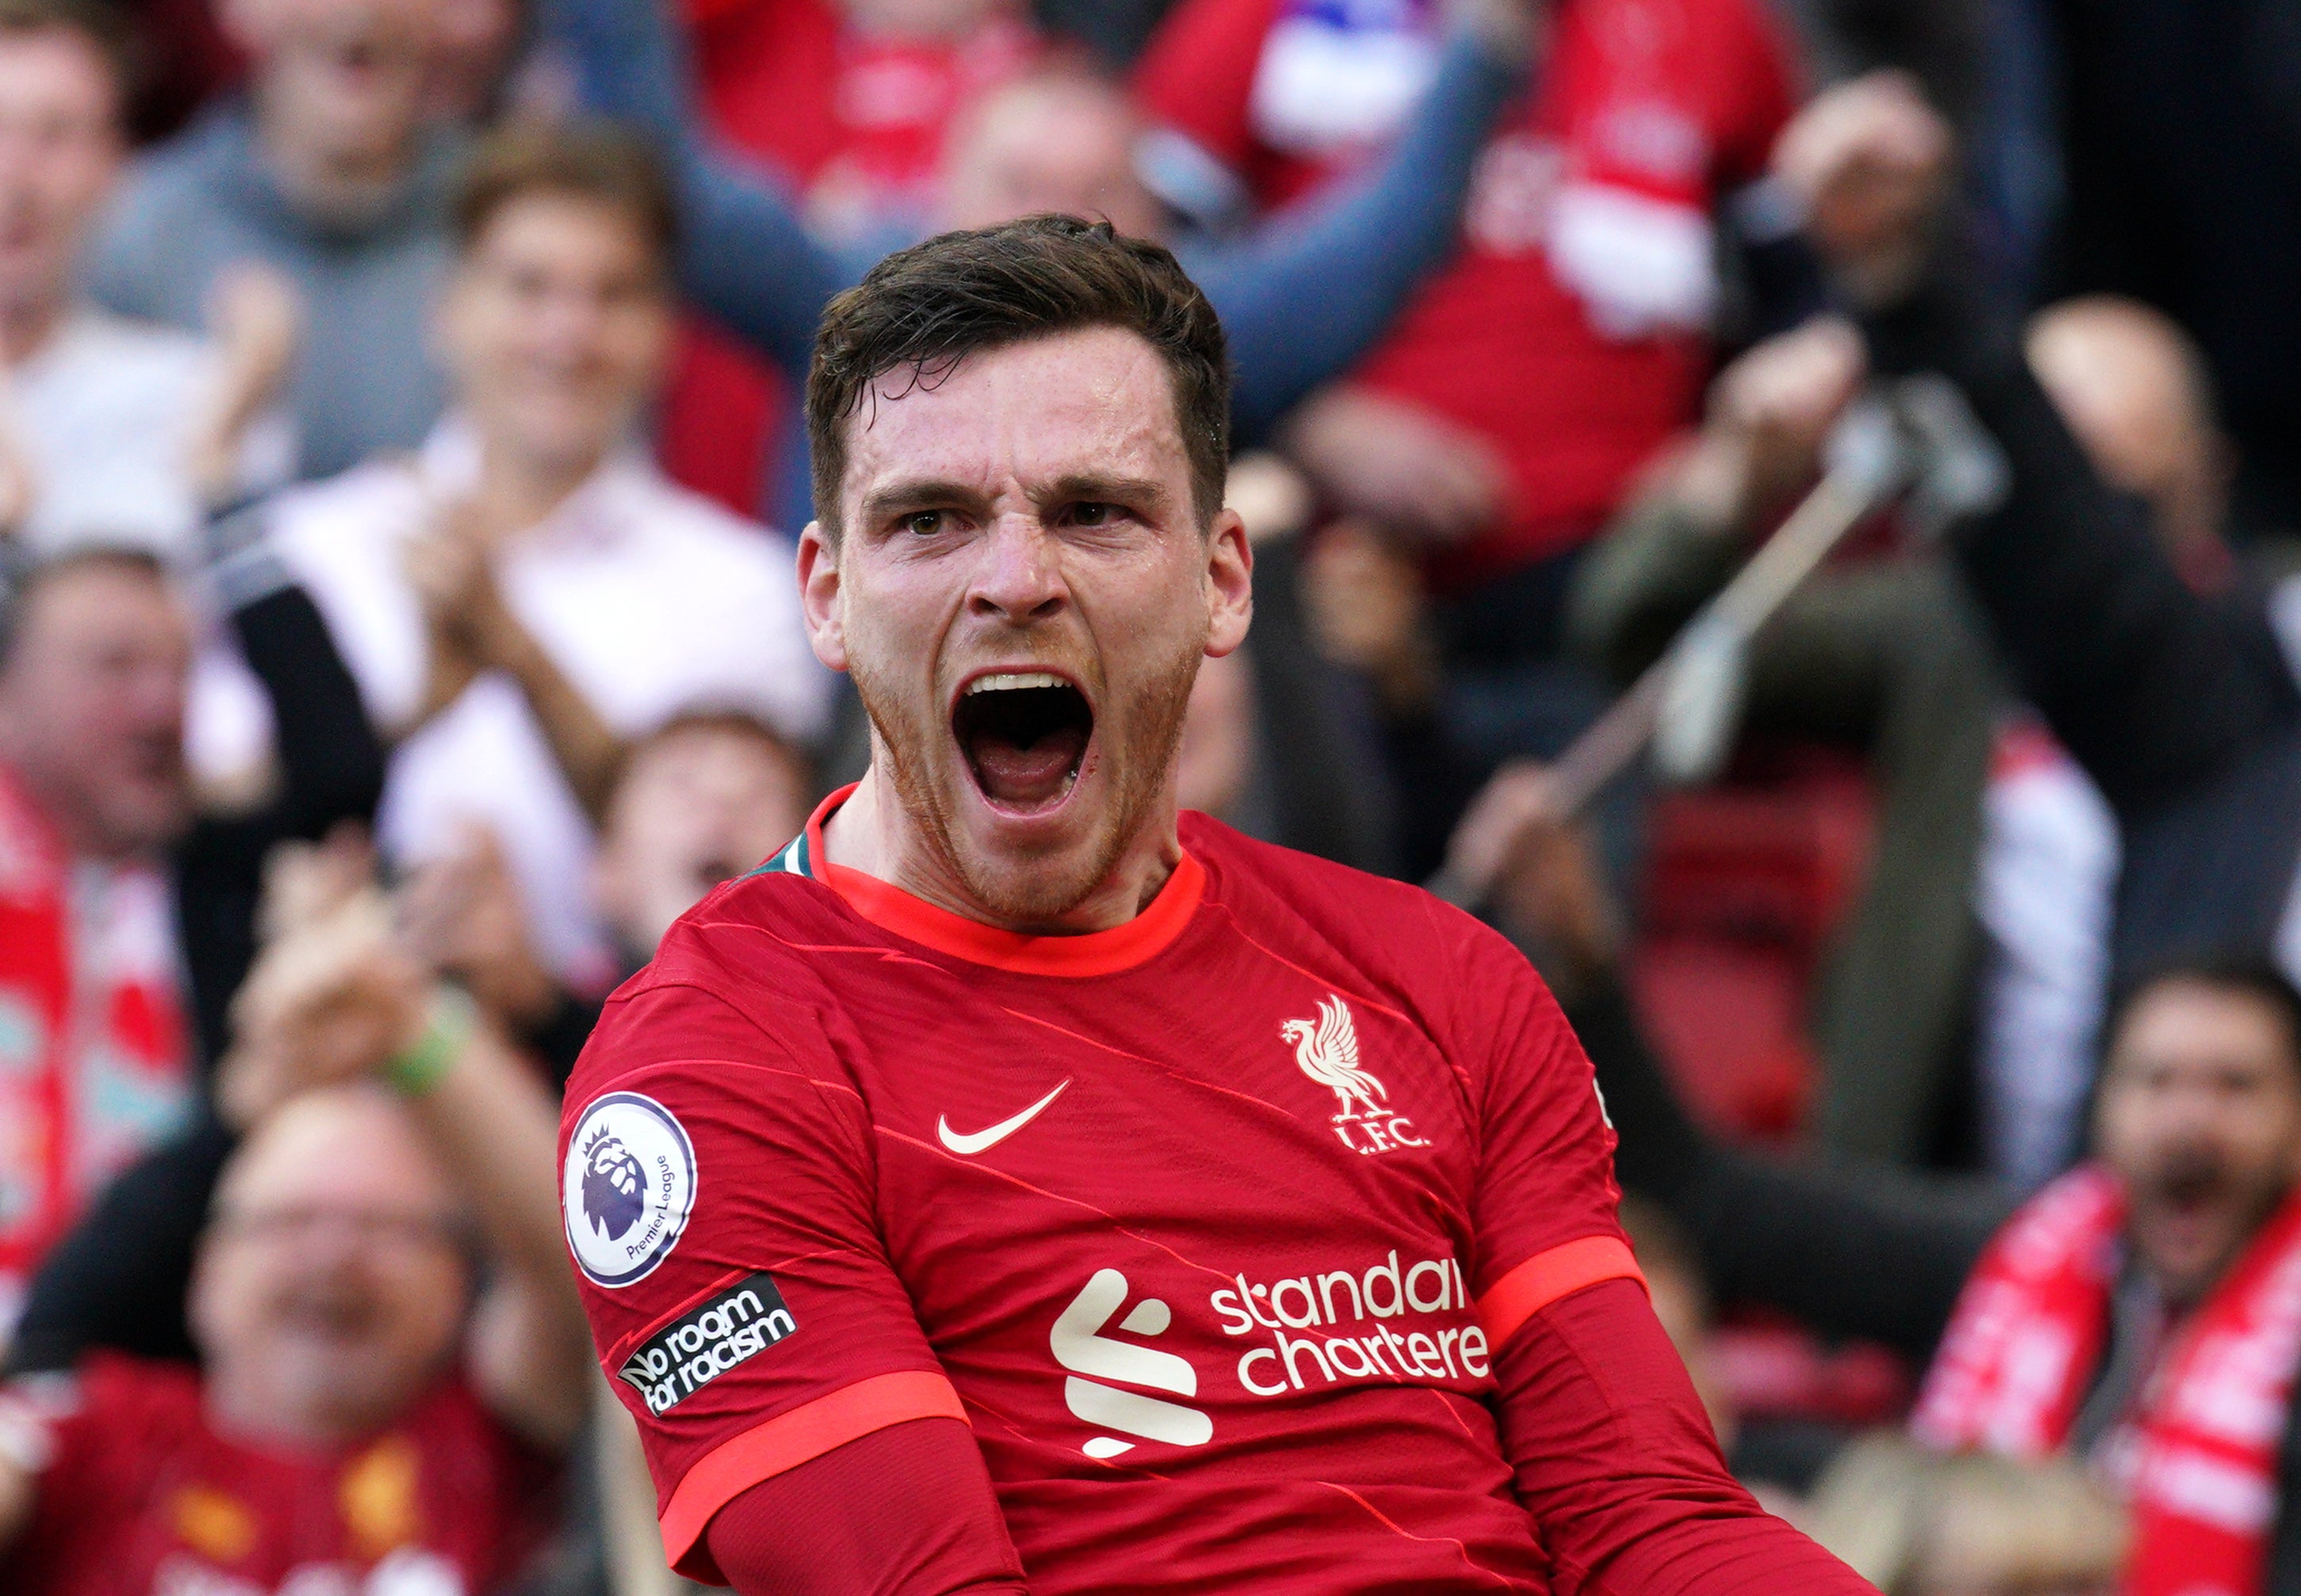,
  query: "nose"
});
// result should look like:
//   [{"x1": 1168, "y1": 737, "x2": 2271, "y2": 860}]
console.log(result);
[{"x1": 968, "y1": 514, "x2": 1067, "y2": 625}]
